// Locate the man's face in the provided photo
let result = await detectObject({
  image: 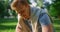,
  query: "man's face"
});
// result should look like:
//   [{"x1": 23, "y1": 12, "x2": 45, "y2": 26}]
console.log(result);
[
  {"x1": 12, "y1": 0, "x2": 30, "y2": 19},
  {"x1": 19, "y1": 5, "x2": 30, "y2": 19},
  {"x1": 16, "y1": 2, "x2": 30, "y2": 19}
]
